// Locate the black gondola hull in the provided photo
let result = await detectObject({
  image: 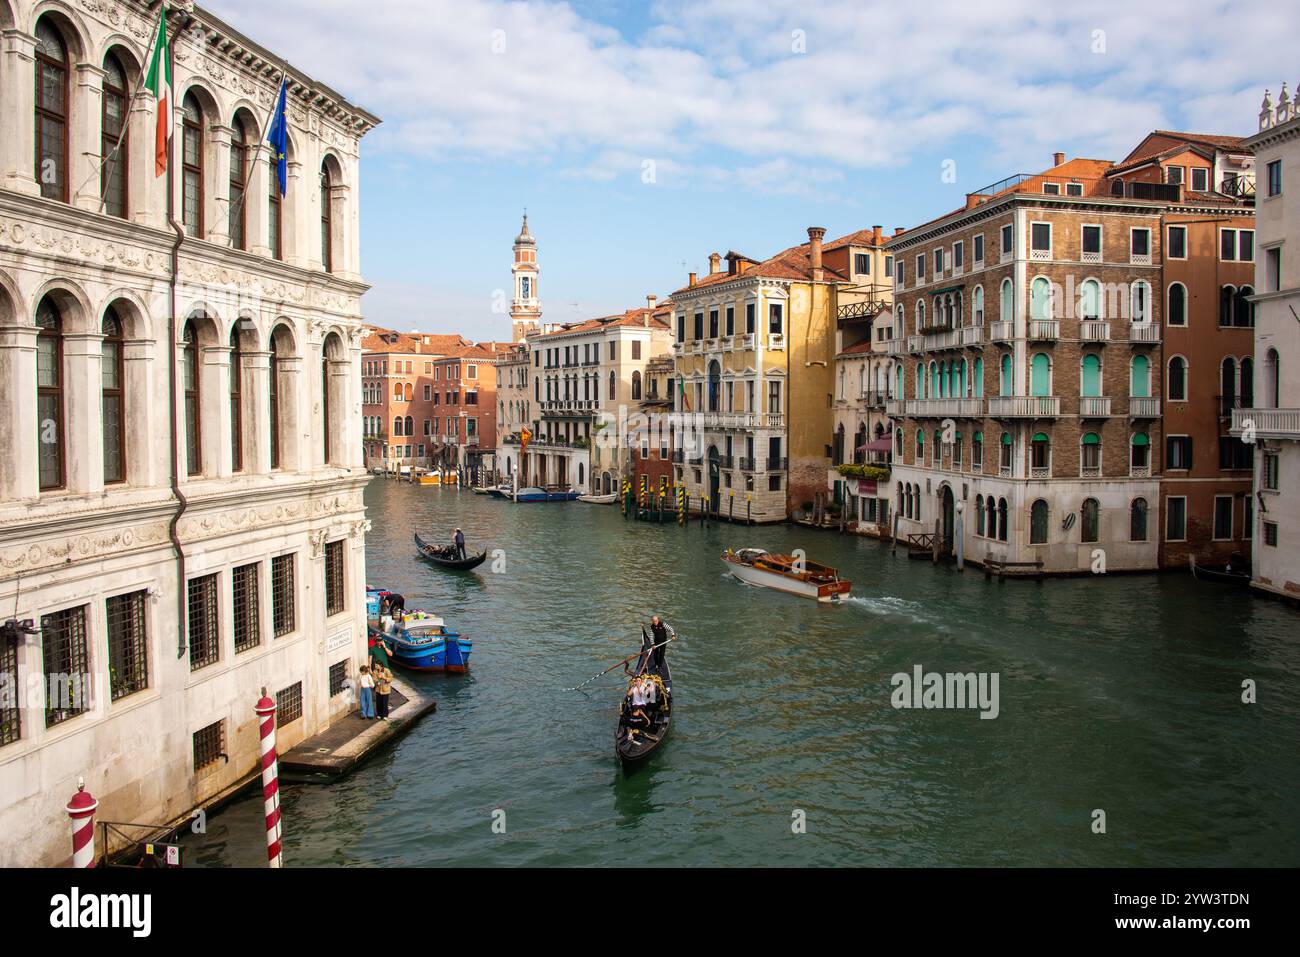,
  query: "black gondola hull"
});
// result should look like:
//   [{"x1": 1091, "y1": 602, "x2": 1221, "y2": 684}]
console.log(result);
[
  {"x1": 414, "y1": 533, "x2": 488, "y2": 570},
  {"x1": 616, "y1": 650, "x2": 672, "y2": 768}
]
